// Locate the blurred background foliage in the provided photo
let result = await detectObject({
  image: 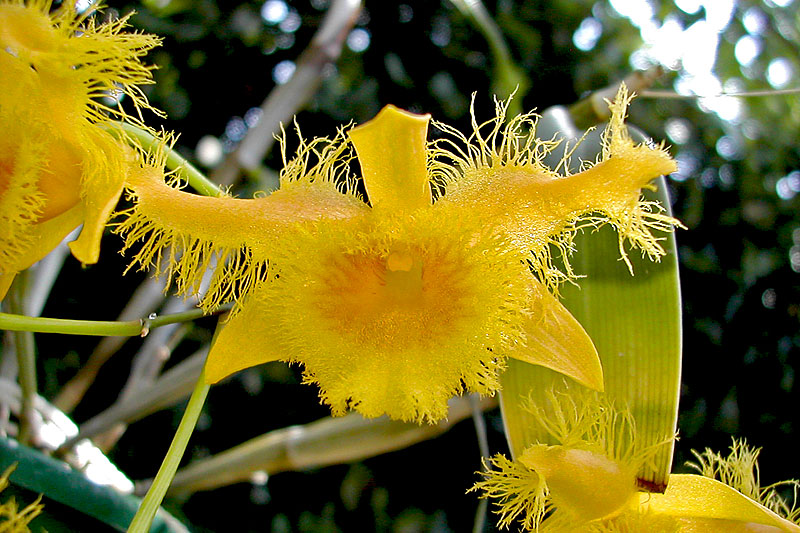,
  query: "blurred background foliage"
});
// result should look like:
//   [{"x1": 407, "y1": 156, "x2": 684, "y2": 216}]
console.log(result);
[{"x1": 32, "y1": 0, "x2": 800, "y2": 530}]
